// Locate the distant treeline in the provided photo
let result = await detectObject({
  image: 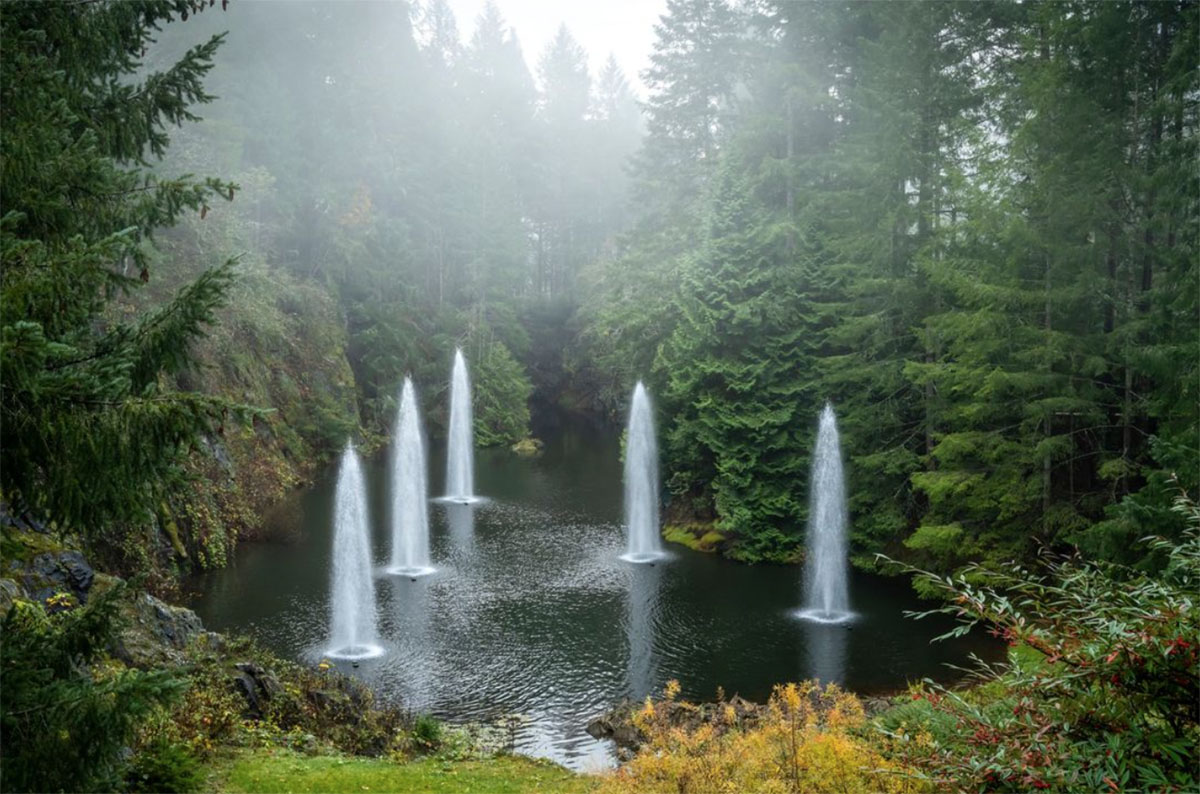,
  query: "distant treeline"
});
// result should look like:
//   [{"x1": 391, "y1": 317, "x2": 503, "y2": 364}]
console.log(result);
[
  {"x1": 150, "y1": 0, "x2": 642, "y2": 433},
  {"x1": 4, "y1": 0, "x2": 1193, "y2": 577}
]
